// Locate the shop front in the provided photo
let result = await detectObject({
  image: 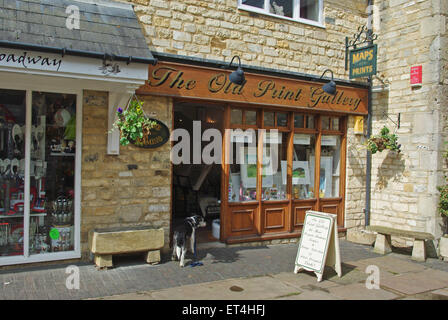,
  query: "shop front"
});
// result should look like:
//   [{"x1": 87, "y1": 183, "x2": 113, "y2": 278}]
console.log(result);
[
  {"x1": 137, "y1": 58, "x2": 369, "y2": 244},
  {"x1": 0, "y1": 0, "x2": 156, "y2": 266}
]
